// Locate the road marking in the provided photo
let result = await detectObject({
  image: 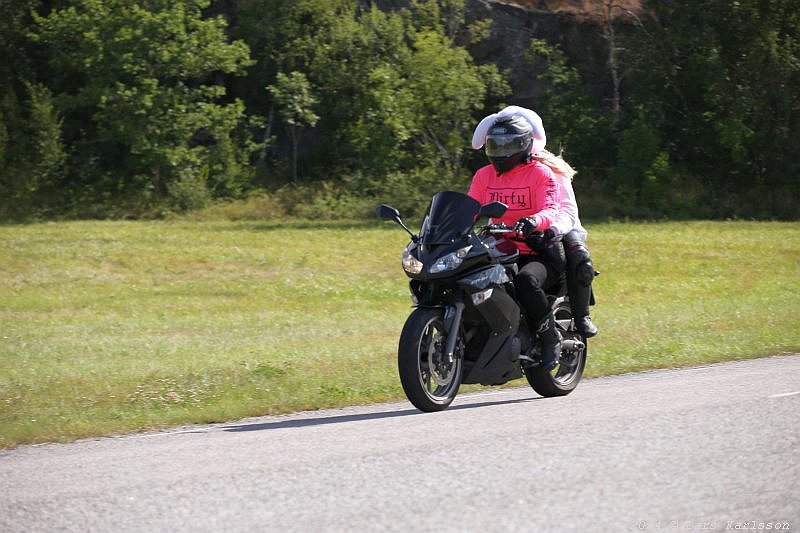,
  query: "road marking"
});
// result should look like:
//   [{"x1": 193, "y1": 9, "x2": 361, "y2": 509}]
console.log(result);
[{"x1": 768, "y1": 390, "x2": 800, "y2": 398}]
